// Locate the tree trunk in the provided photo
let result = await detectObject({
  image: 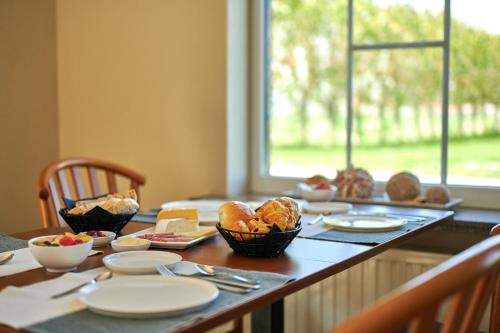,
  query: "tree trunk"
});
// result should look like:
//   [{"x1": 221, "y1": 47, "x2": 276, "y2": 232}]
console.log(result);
[
  {"x1": 379, "y1": 103, "x2": 388, "y2": 144},
  {"x1": 473, "y1": 104, "x2": 480, "y2": 135},
  {"x1": 355, "y1": 107, "x2": 364, "y2": 145},
  {"x1": 325, "y1": 99, "x2": 340, "y2": 144},
  {"x1": 457, "y1": 104, "x2": 465, "y2": 137},
  {"x1": 298, "y1": 92, "x2": 309, "y2": 146},
  {"x1": 413, "y1": 105, "x2": 422, "y2": 142},
  {"x1": 426, "y1": 103, "x2": 436, "y2": 139},
  {"x1": 394, "y1": 103, "x2": 403, "y2": 142},
  {"x1": 495, "y1": 105, "x2": 500, "y2": 132}
]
